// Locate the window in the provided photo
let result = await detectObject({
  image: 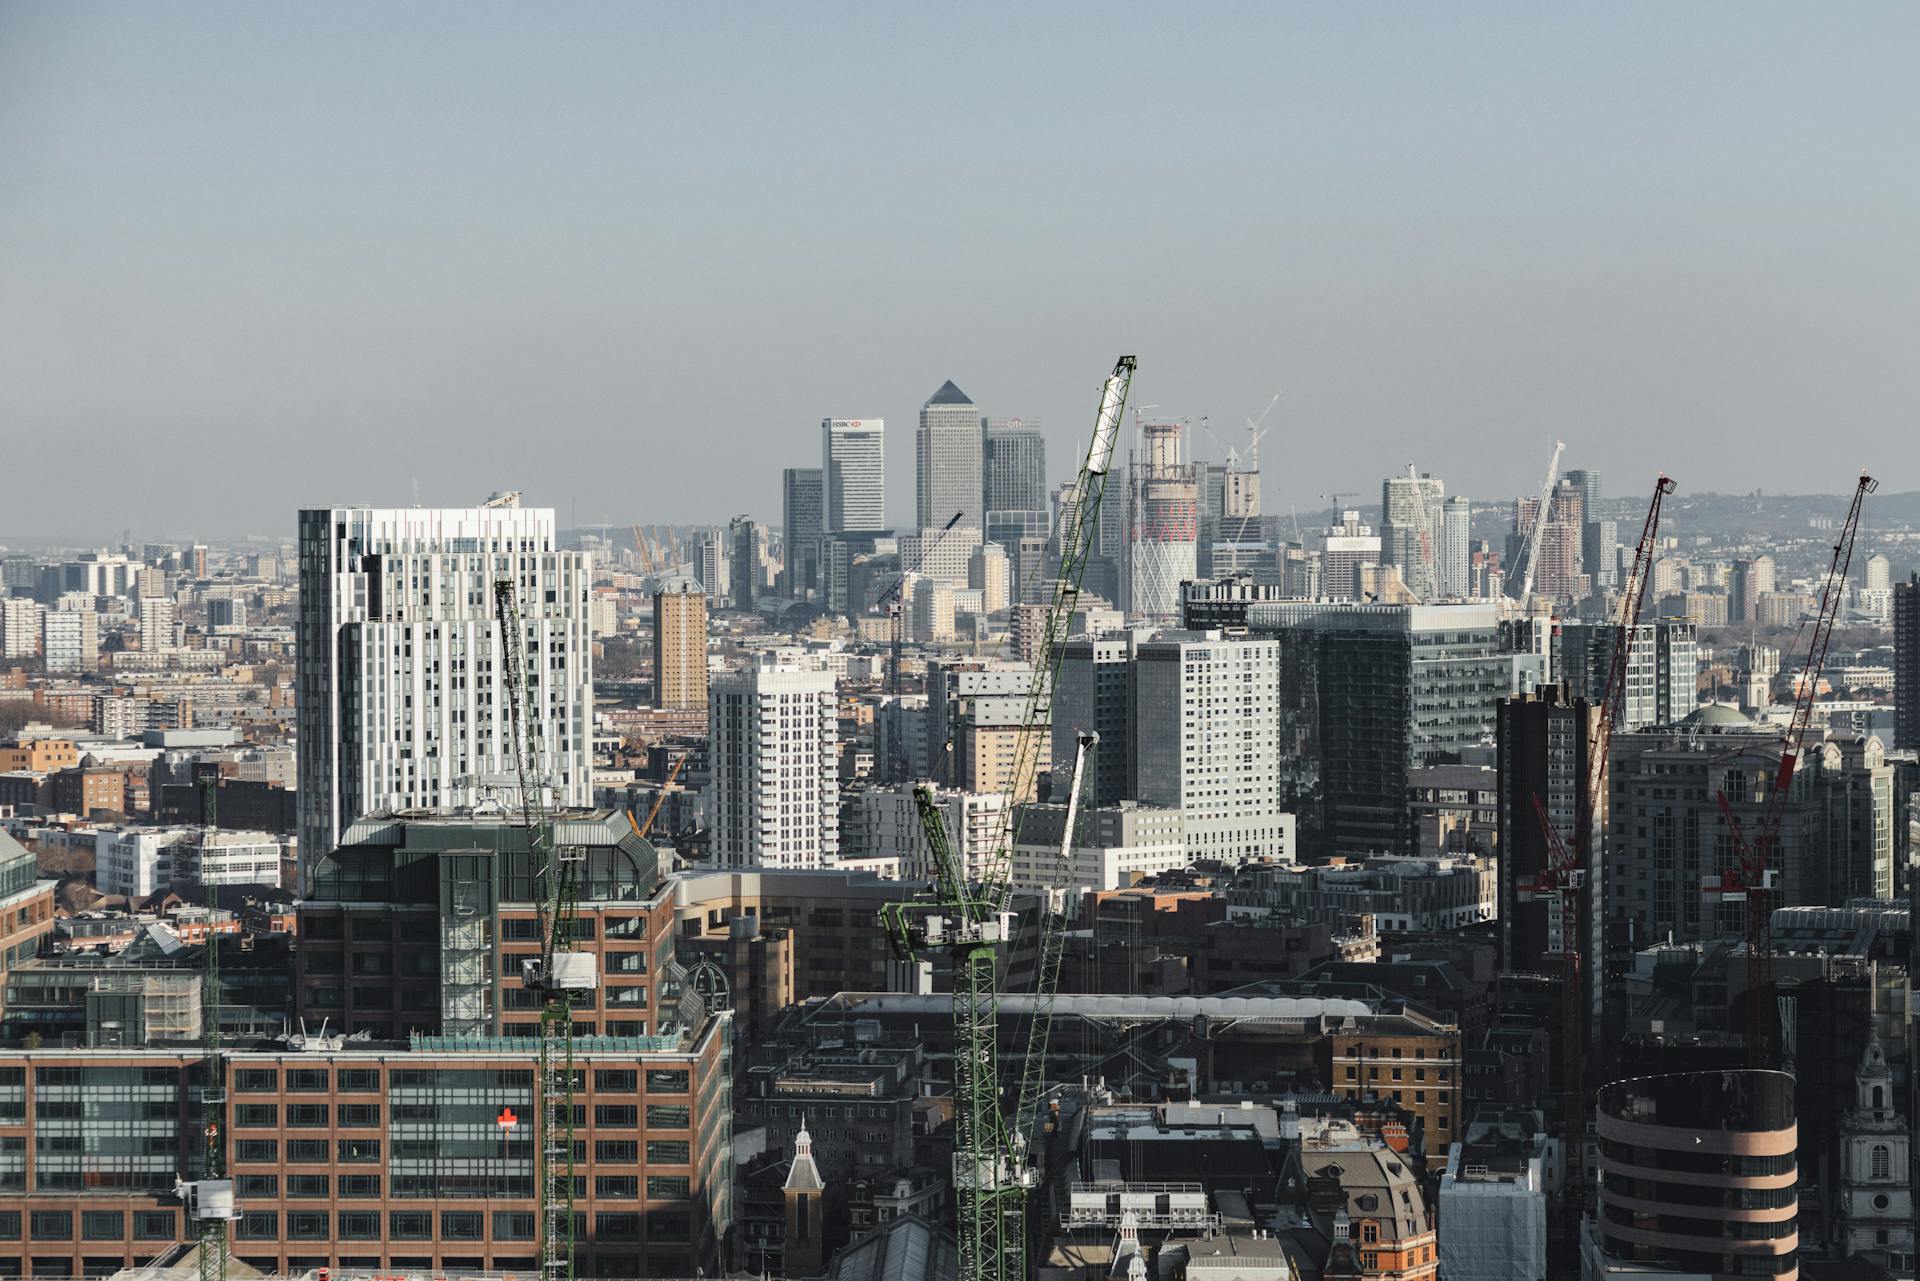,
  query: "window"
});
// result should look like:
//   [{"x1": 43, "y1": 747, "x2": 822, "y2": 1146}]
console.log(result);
[
  {"x1": 1871, "y1": 1144, "x2": 1891, "y2": 1179},
  {"x1": 648, "y1": 1140, "x2": 690, "y2": 1164},
  {"x1": 337, "y1": 1138, "x2": 381, "y2": 1163},
  {"x1": 594, "y1": 1105, "x2": 638, "y2": 1127},
  {"x1": 339, "y1": 1103, "x2": 380, "y2": 1127},
  {"x1": 132, "y1": 1212, "x2": 174, "y2": 1241},
  {"x1": 286, "y1": 1212, "x2": 328, "y2": 1241},
  {"x1": 337, "y1": 1068, "x2": 380, "y2": 1092},
  {"x1": 234, "y1": 1069, "x2": 278, "y2": 1092},
  {"x1": 287, "y1": 1140, "x2": 328, "y2": 1163},
  {"x1": 337, "y1": 1212, "x2": 379, "y2": 1241},
  {"x1": 596, "y1": 1140, "x2": 639, "y2": 1162},
  {"x1": 305, "y1": 985, "x2": 342, "y2": 1008},
  {"x1": 596, "y1": 1176, "x2": 639, "y2": 1199},
  {"x1": 237, "y1": 1176, "x2": 277, "y2": 1198},
  {"x1": 31, "y1": 1212, "x2": 72, "y2": 1241},
  {"x1": 596, "y1": 1214, "x2": 641, "y2": 1240},
  {"x1": 647, "y1": 1175, "x2": 690, "y2": 1200},
  {"x1": 351, "y1": 919, "x2": 390, "y2": 942},
  {"x1": 234, "y1": 1139, "x2": 277, "y2": 1163},
  {"x1": 595, "y1": 1070, "x2": 638, "y2": 1092},
  {"x1": 389, "y1": 1212, "x2": 432, "y2": 1240},
  {"x1": 0, "y1": 1212, "x2": 17, "y2": 1241},
  {"x1": 493, "y1": 1212, "x2": 537, "y2": 1241},
  {"x1": 338, "y1": 1174, "x2": 381, "y2": 1199},
  {"x1": 1360, "y1": 1222, "x2": 1379, "y2": 1244},
  {"x1": 81, "y1": 1212, "x2": 123, "y2": 1242},
  {"x1": 286, "y1": 1068, "x2": 329, "y2": 1092},
  {"x1": 287, "y1": 1175, "x2": 329, "y2": 1199},
  {"x1": 645, "y1": 1070, "x2": 689, "y2": 1094},
  {"x1": 647, "y1": 1104, "x2": 690, "y2": 1129},
  {"x1": 442, "y1": 1212, "x2": 483, "y2": 1241},
  {"x1": 234, "y1": 1104, "x2": 277, "y2": 1128}
]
